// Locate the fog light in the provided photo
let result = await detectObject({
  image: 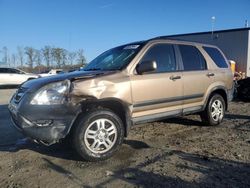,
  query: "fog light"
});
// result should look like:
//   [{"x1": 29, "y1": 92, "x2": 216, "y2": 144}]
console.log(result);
[{"x1": 34, "y1": 120, "x2": 53, "y2": 127}]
